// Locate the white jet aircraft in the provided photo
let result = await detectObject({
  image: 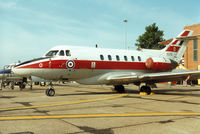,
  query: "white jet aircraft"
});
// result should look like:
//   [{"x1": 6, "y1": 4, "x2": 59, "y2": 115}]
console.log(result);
[
  {"x1": 0, "y1": 63, "x2": 26, "y2": 90},
  {"x1": 13, "y1": 30, "x2": 200, "y2": 96}
]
